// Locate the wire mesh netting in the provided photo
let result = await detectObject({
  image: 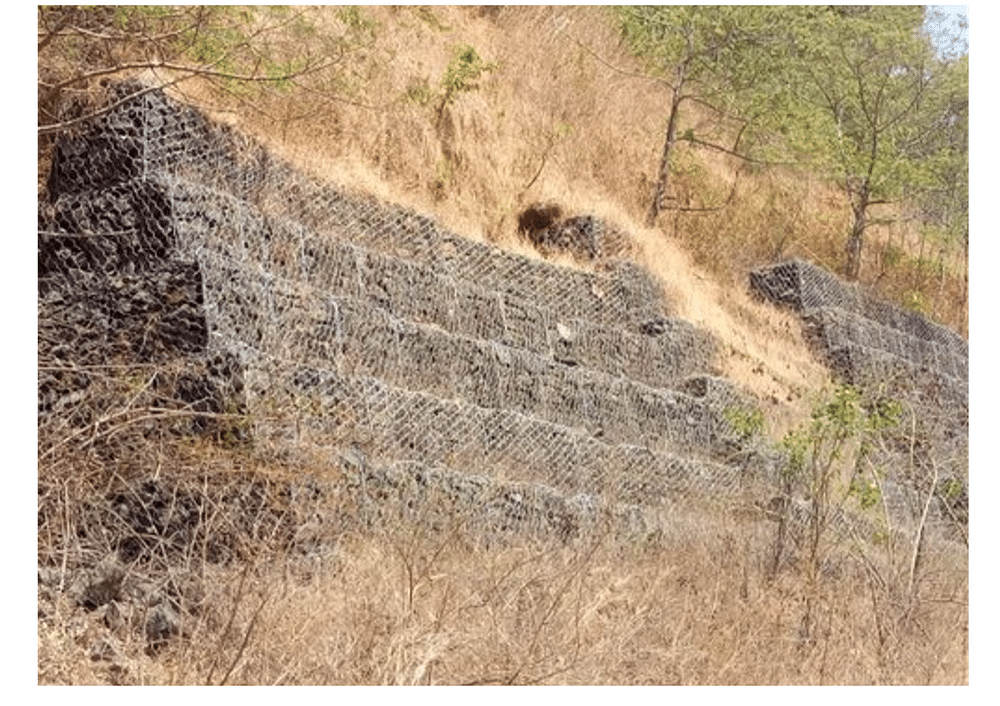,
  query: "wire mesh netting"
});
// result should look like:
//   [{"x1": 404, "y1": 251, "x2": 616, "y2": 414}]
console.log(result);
[
  {"x1": 39, "y1": 81, "x2": 768, "y2": 540},
  {"x1": 750, "y1": 259, "x2": 968, "y2": 419},
  {"x1": 750, "y1": 258, "x2": 969, "y2": 543},
  {"x1": 38, "y1": 81, "x2": 967, "y2": 545}
]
